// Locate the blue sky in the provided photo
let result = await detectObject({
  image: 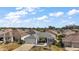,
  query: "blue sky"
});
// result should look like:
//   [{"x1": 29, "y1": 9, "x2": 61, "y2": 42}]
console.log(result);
[{"x1": 0, "y1": 7, "x2": 79, "y2": 28}]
